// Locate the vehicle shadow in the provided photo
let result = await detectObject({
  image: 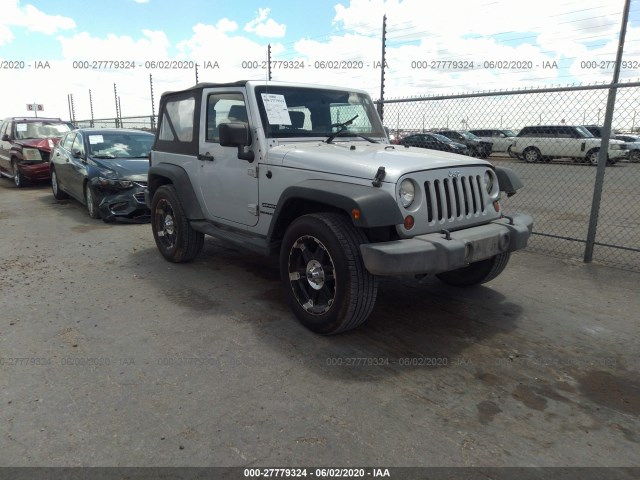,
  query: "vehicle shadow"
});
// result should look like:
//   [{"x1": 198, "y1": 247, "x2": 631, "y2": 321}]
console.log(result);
[{"x1": 130, "y1": 237, "x2": 523, "y2": 383}]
